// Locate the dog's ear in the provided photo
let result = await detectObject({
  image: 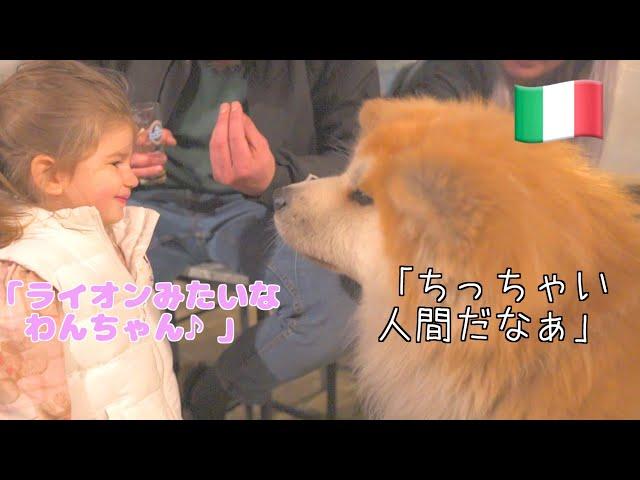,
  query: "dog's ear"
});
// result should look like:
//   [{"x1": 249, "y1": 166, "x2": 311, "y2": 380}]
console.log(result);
[
  {"x1": 359, "y1": 97, "x2": 444, "y2": 134},
  {"x1": 385, "y1": 161, "x2": 485, "y2": 244},
  {"x1": 387, "y1": 164, "x2": 451, "y2": 220},
  {"x1": 359, "y1": 98, "x2": 393, "y2": 133}
]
